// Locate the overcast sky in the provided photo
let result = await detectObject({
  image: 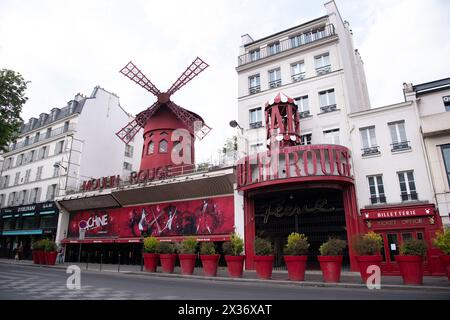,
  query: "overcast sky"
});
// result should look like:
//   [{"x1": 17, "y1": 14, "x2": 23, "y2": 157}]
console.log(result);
[{"x1": 1, "y1": 0, "x2": 449, "y2": 163}]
